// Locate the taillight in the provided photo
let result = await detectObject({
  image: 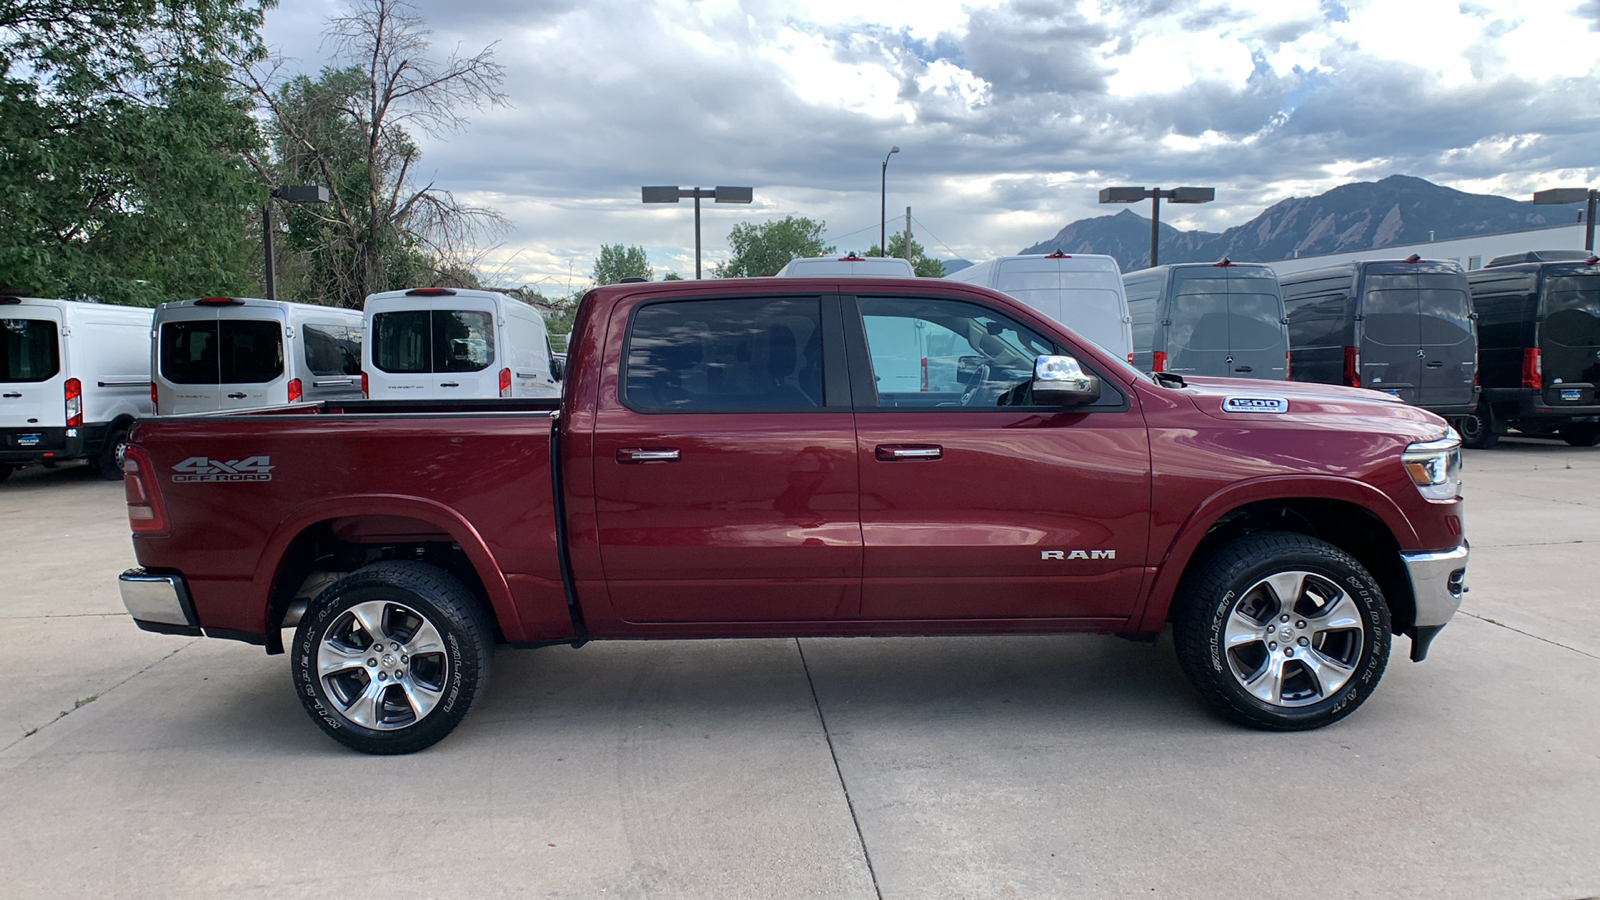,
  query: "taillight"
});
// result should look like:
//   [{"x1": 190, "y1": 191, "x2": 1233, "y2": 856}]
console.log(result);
[
  {"x1": 361, "y1": 371, "x2": 369, "y2": 398},
  {"x1": 150, "y1": 382, "x2": 159, "y2": 416},
  {"x1": 123, "y1": 446, "x2": 168, "y2": 534},
  {"x1": 499, "y1": 367, "x2": 512, "y2": 398},
  {"x1": 64, "y1": 378, "x2": 83, "y2": 426},
  {"x1": 1286, "y1": 351, "x2": 1292, "y2": 380},
  {"x1": 1344, "y1": 346, "x2": 1361, "y2": 388},
  {"x1": 1127, "y1": 353, "x2": 1135, "y2": 364},
  {"x1": 1522, "y1": 347, "x2": 1542, "y2": 389},
  {"x1": 1151, "y1": 351, "x2": 1167, "y2": 373},
  {"x1": 1473, "y1": 346, "x2": 1480, "y2": 388},
  {"x1": 287, "y1": 378, "x2": 303, "y2": 403}
]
